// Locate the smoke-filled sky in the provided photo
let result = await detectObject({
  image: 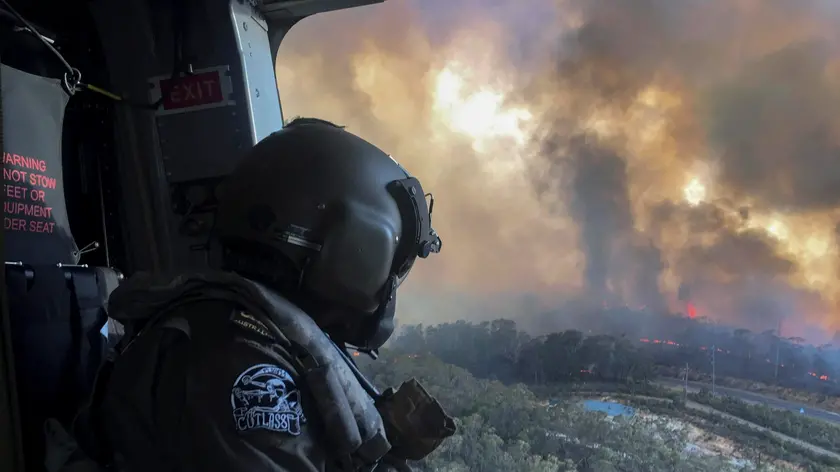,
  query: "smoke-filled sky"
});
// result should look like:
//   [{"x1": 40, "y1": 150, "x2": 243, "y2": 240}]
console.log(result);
[{"x1": 276, "y1": 0, "x2": 840, "y2": 342}]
